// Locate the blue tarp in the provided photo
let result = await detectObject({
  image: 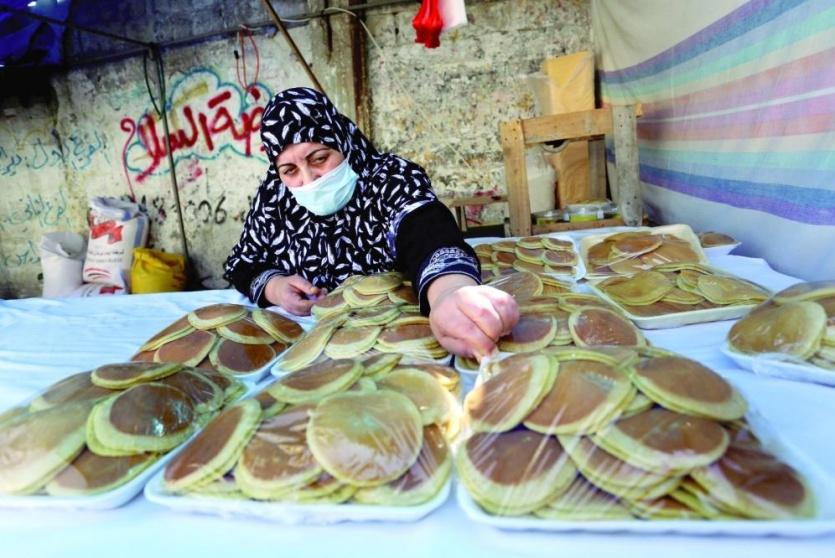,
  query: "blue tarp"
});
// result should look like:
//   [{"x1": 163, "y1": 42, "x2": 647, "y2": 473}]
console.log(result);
[{"x1": 0, "y1": 0, "x2": 70, "y2": 66}]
